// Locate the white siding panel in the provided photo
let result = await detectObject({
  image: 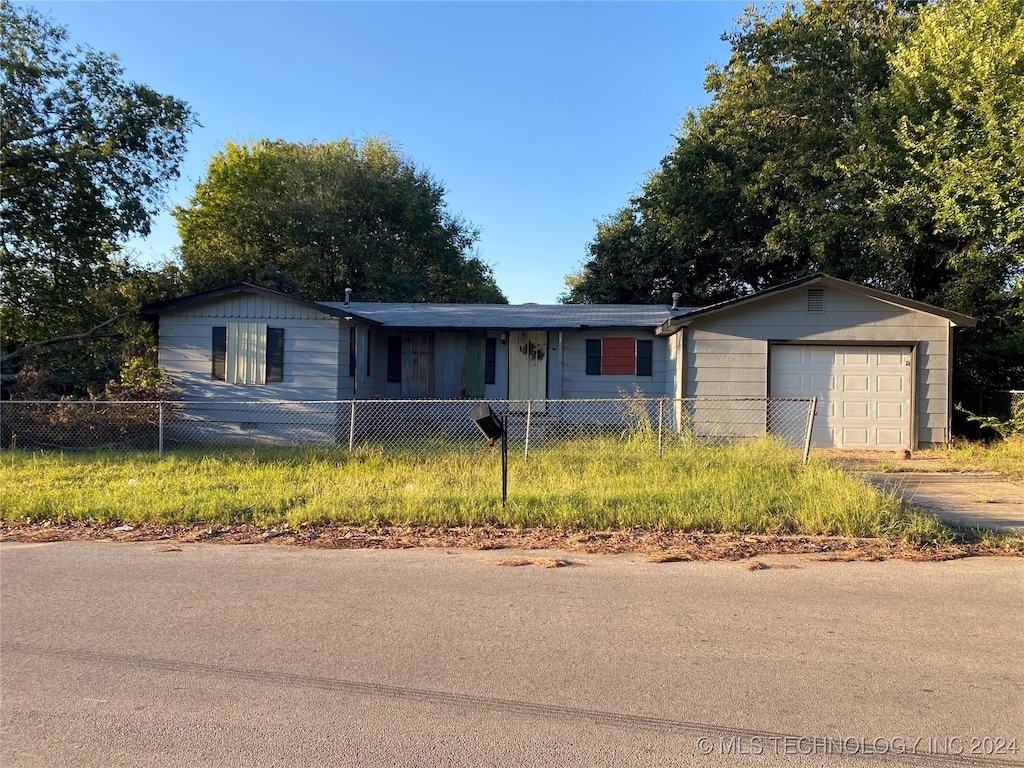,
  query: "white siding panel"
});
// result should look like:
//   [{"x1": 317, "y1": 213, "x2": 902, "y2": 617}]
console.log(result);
[
  {"x1": 164, "y1": 295, "x2": 335, "y2": 321},
  {"x1": 158, "y1": 302, "x2": 342, "y2": 401}
]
